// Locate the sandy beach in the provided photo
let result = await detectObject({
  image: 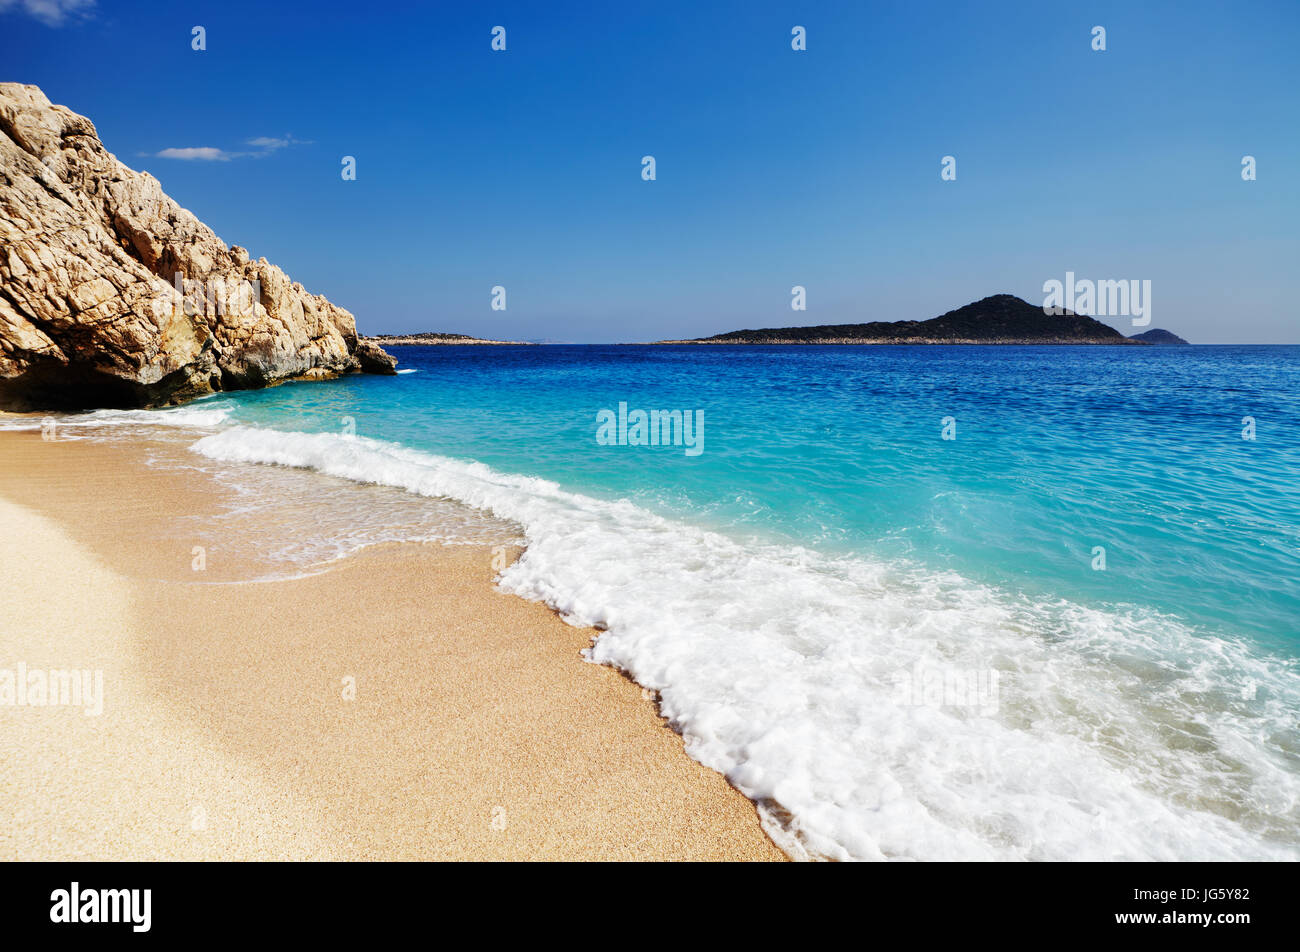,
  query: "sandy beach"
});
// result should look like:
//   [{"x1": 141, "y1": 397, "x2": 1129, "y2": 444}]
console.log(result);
[{"x1": 0, "y1": 428, "x2": 783, "y2": 861}]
